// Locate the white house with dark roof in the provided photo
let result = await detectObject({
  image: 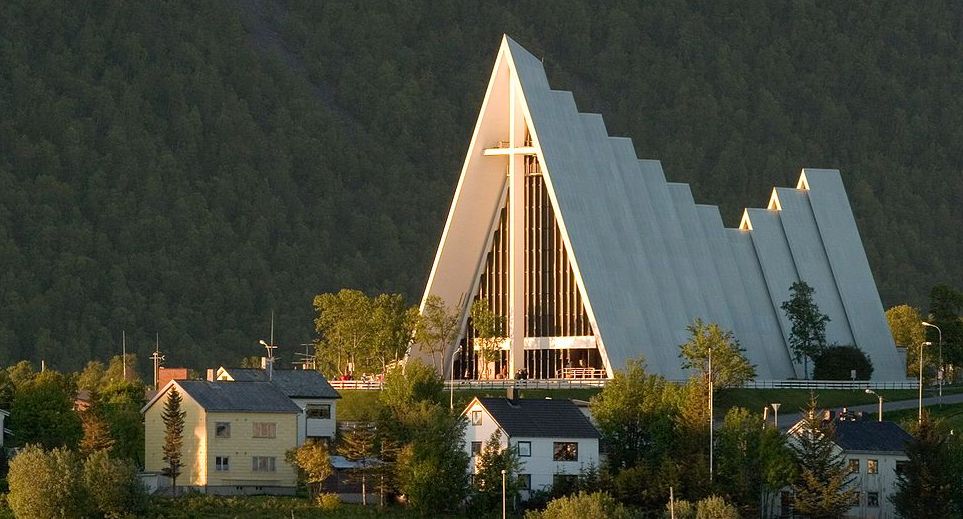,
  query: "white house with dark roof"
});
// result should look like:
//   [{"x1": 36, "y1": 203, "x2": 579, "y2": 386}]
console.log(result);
[
  {"x1": 142, "y1": 379, "x2": 301, "y2": 495},
  {"x1": 786, "y1": 412, "x2": 912, "y2": 519},
  {"x1": 214, "y1": 367, "x2": 341, "y2": 445},
  {"x1": 461, "y1": 393, "x2": 600, "y2": 495}
]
